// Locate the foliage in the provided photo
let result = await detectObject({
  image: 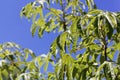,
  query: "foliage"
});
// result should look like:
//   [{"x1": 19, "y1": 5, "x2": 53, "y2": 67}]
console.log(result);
[{"x1": 1, "y1": 0, "x2": 120, "y2": 80}]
